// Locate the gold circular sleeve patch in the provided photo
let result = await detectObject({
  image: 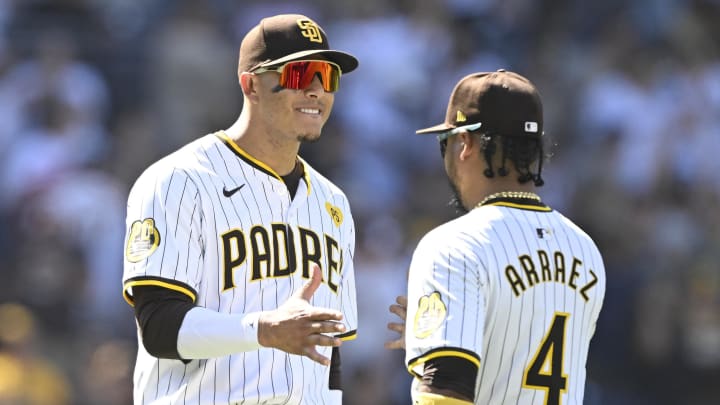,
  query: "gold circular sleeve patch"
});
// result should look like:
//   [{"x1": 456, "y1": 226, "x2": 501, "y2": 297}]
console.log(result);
[
  {"x1": 125, "y1": 218, "x2": 161, "y2": 263},
  {"x1": 413, "y1": 291, "x2": 447, "y2": 339}
]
